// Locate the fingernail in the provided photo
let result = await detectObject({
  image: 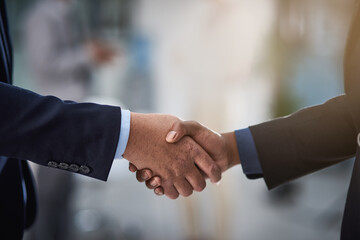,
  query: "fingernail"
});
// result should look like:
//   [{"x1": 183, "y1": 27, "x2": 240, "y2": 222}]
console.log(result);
[
  {"x1": 166, "y1": 131, "x2": 177, "y2": 141},
  {"x1": 141, "y1": 172, "x2": 149, "y2": 180},
  {"x1": 150, "y1": 179, "x2": 158, "y2": 187},
  {"x1": 155, "y1": 188, "x2": 163, "y2": 195}
]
